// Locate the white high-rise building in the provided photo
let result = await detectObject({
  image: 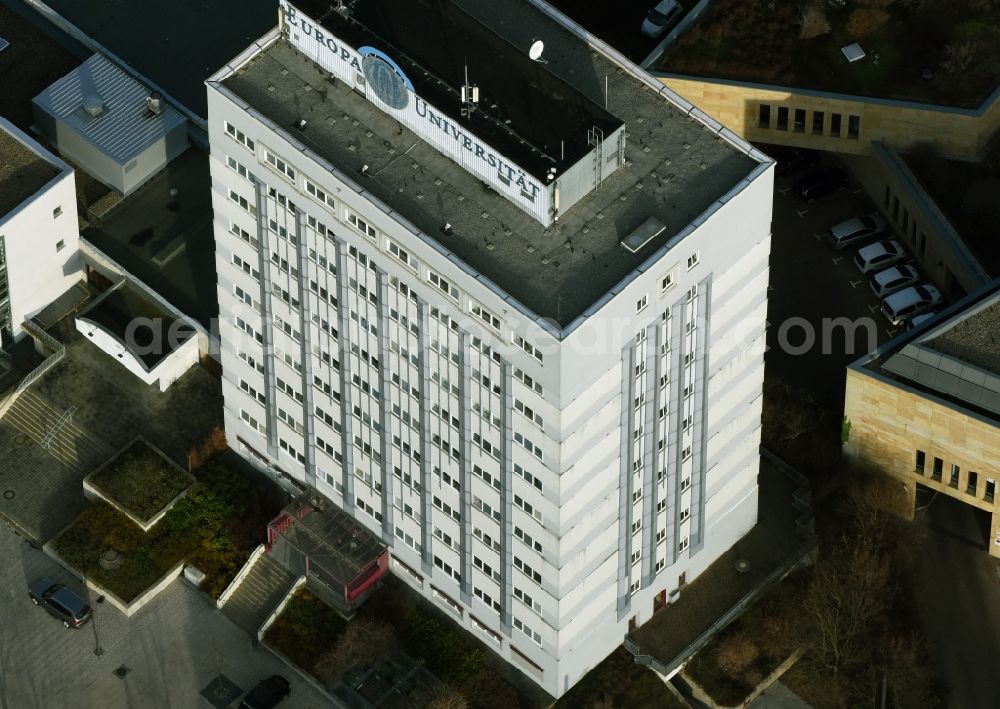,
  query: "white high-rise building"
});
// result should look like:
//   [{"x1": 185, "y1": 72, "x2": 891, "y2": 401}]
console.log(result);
[{"x1": 207, "y1": 0, "x2": 772, "y2": 697}]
